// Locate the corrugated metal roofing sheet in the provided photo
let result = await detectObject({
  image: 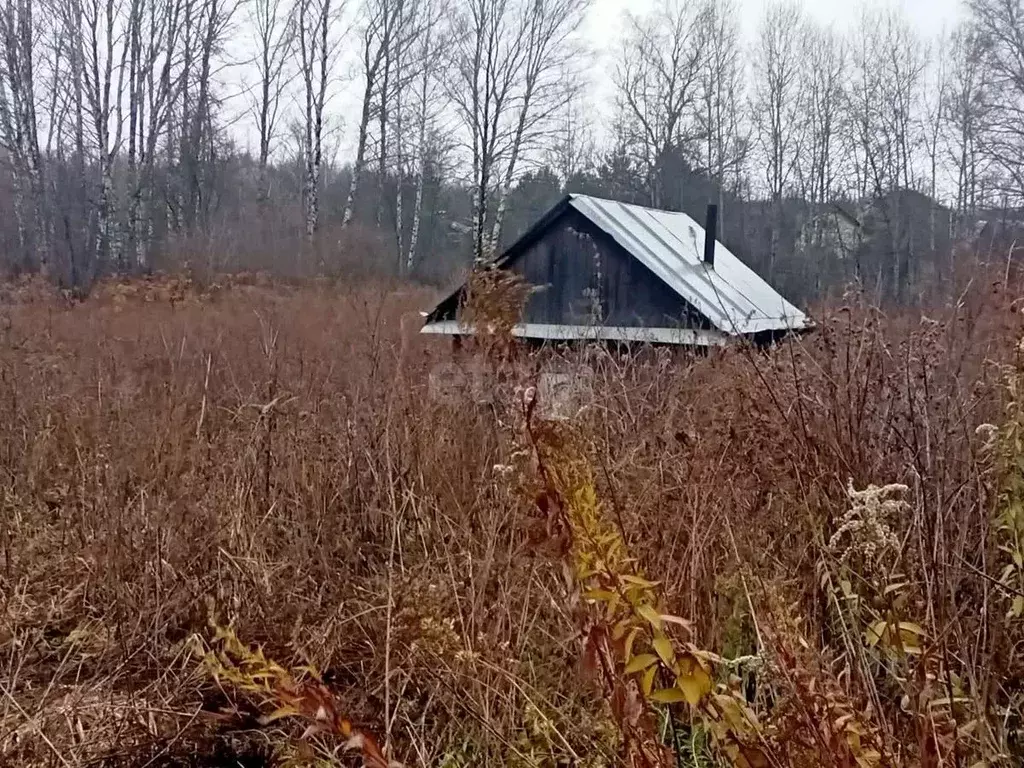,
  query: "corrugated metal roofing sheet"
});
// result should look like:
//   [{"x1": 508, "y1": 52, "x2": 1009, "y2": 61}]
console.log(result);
[{"x1": 567, "y1": 195, "x2": 809, "y2": 335}]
